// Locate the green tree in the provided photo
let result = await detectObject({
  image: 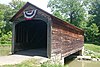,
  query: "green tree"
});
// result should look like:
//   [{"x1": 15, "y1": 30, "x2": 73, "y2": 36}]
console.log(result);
[
  {"x1": 9, "y1": 0, "x2": 26, "y2": 15},
  {"x1": 0, "y1": 0, "x2": 26, "y2": 44},
  {"x1": 48, "y1": 0, "x2": 86, "y2": 27},
  {"x1": 88, "y1": 0, "x2": 100, "y2": 27},
  {"x1": 85, "y1": 23, "x2": 100, "y2": 43},
  {"x1": 0, "y1": 8, "x2": 6, "y2": 37},
  {"x1": 4, "y1": 0, "x2": 25, "y2": 33},
  {"x1": 0, "y1": 0, "x2": 25, "y2": 34},
  {"x1": 84, "y1": 0, "x2": 100, "y2": 43}
]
